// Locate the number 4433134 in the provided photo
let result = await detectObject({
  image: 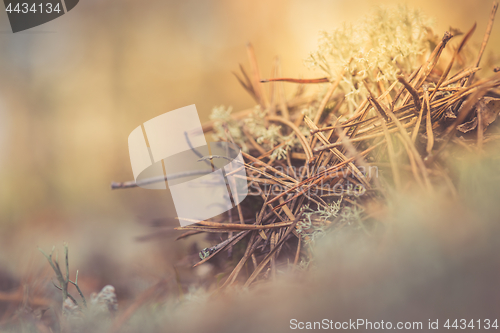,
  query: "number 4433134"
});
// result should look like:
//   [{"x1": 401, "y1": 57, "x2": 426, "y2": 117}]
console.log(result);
[
  {"x1": 5, "y1": 3, "x2": 61, "y2": 14},
  {"x1": 444, "y1": 319, "x2": 498, "y2": 329}
]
